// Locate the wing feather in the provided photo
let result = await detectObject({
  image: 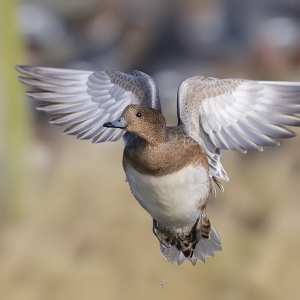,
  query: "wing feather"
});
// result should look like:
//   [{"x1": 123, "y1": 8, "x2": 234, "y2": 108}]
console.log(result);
[
  {"x1": 177, "y1": 76, "x2": 300, "y2": 189},
  {"x1": 16, "y1": 65, "x2": 161, "y2": 143}
]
